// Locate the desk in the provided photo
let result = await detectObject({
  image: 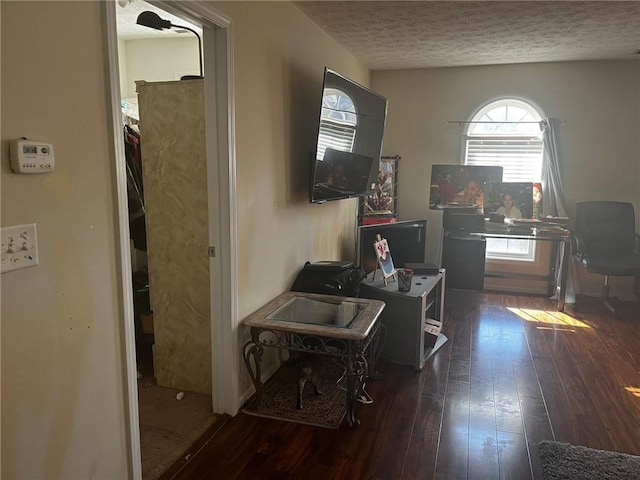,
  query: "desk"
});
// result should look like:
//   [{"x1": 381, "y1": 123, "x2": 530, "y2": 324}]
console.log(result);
[
  {"x1": 466, "y1": 224, "x2": 570, "y2": 311},
  {"x1": 243, "y1": 291, "x2": 385, "y2": 428}
]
